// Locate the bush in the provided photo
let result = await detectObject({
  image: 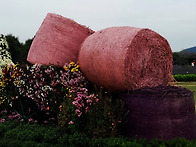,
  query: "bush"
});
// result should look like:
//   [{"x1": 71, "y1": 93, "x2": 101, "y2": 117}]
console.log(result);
[
  {"x1": 167, "y1": 138, "x2": 193, "y2": 147},
  {"x1": 1, "y1": 120, "x2": 196, "y2": 146},
  {"x1": 174, "y1": 74, "x2": 196, "y2": 81},
  {"x1": 8, "y1": 140, "x2": 23, "y2": 147}
]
